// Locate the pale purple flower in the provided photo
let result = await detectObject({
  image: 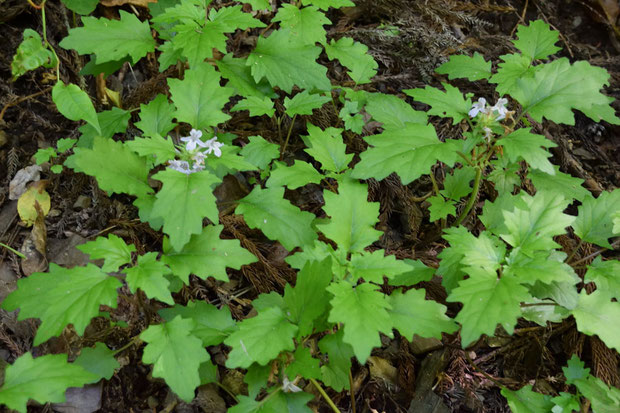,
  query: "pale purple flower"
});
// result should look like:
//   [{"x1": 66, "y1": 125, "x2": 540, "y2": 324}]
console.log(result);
[
  {"x1": 168, "y1": 160, "x2": 192, "y2": 174},
  {"x1": 491, "y1": 98, "x2": 509, "y2": 121},
  {"x1": 180, "y1": 129, "x2": 207, "y2": 151},
  {"x1": 483, "y1": 127, "x2": 493, "y2": 141},
  {"x1": 469, "y1": 98, "x2": 488, "y2": 118},
  {"x1": 204, "y1": 136, "x2": 224, "y2": 157},
  {"x1": 192, "y1": 151, "x2": 206, "y2": 166},
  {"x1": 282, "y1": 376, "x2": 302, "y2": 393}
]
